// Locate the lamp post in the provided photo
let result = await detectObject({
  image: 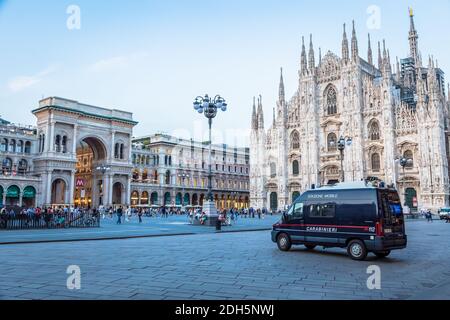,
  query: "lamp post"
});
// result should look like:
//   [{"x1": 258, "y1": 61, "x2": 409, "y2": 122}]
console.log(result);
[
  {"x1": 96, "y1": 165, "x2": 111, "y2": 207},
  {"x1": 193, "y1": 94, "x2": 227, "y2": 225},
  {"x1": 336, "y1": 136, "x2": 353, "y2": 183}
]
